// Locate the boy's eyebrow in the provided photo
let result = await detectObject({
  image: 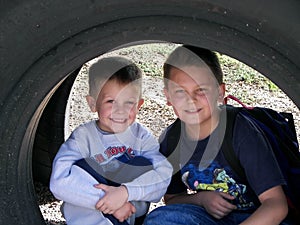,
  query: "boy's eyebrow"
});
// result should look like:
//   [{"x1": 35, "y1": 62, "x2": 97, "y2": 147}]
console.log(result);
[
  {"x1": 195, "y1": 83, "x2": 212, "y2": 87},
  {"x1": 101, "y1": 93, "x2": 113, "y2": 98},
  {"x1": 170, "y1": 82, "x2": 212, "y2": 88},
  {"x1": 102, "y1": 93, "x2": 139, "y2": 99},
  {"x1": 100, "y1": 94, "x2": 118, "y2": 100}
]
